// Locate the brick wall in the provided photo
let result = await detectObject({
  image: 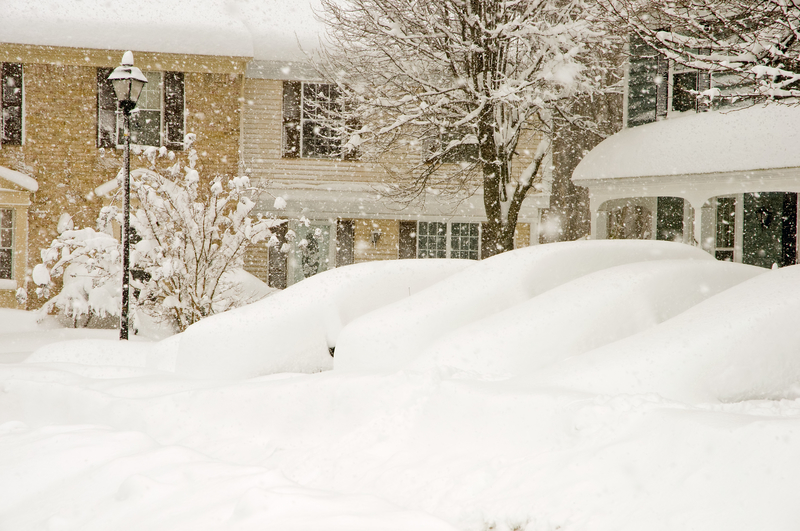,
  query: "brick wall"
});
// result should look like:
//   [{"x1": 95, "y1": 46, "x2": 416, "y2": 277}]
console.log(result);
[{"x1": 0, "y1": 44, "x2": 246, "y2": 309}]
